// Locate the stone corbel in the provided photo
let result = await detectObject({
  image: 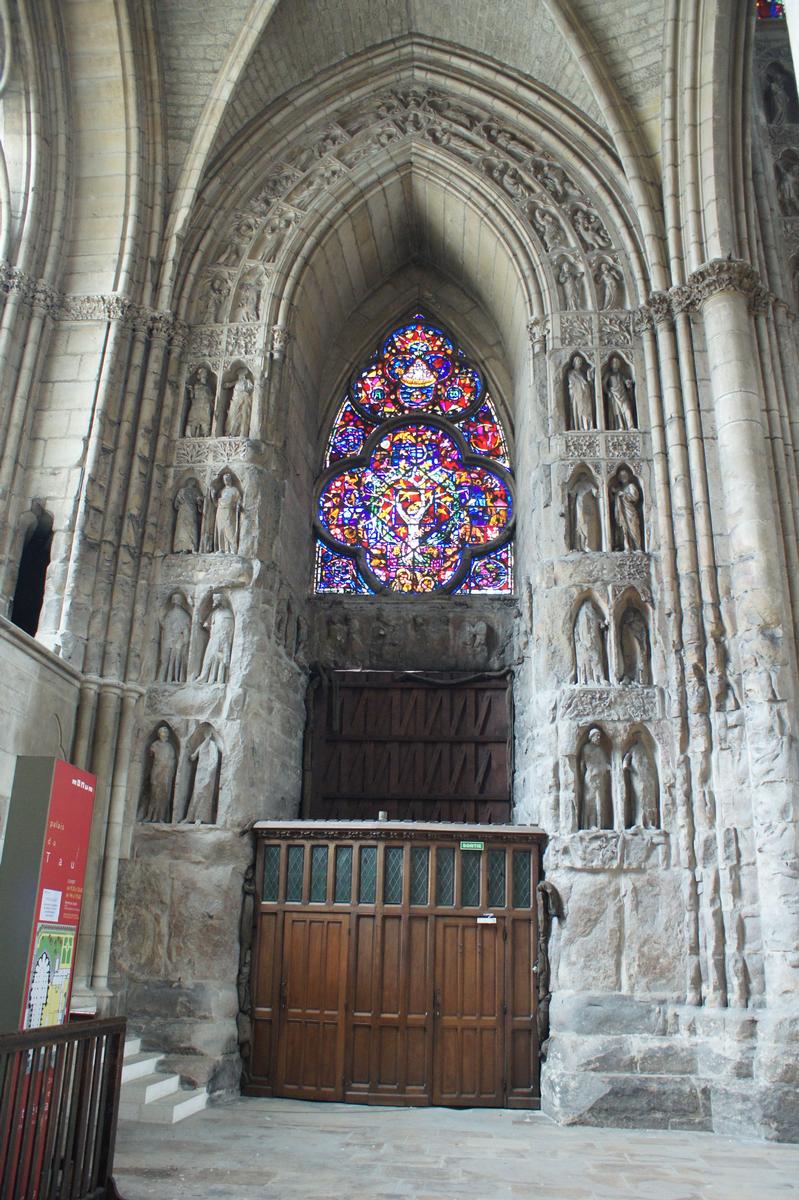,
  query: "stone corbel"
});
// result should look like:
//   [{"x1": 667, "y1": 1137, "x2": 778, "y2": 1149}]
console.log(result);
[{"x1": 527, "y1": 316, "x2": 548, "y2": 354}]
